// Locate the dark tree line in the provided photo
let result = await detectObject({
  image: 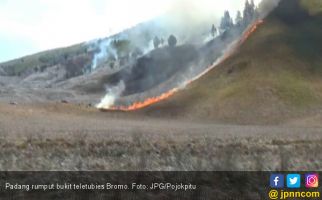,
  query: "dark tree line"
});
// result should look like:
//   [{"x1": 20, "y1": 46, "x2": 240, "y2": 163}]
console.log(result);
[
  {"x1": 168, "y1": 35, "x2": 177, "y2": 47},
  {"x1": 220, "y1": 11, "x2": 234, "y2": 31},
  {"x1": 153, "y1": 36, "x2": 165, "y2": 48},
  {"x1": 153, "y1": 35, "x2": 177, "y2": 49},
  {"x1": 213, "y1": 0, "x2": 259, "y2": 35},
  {"x1": 243, "y1": 0, "x2": 258, "y2": 27}
]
